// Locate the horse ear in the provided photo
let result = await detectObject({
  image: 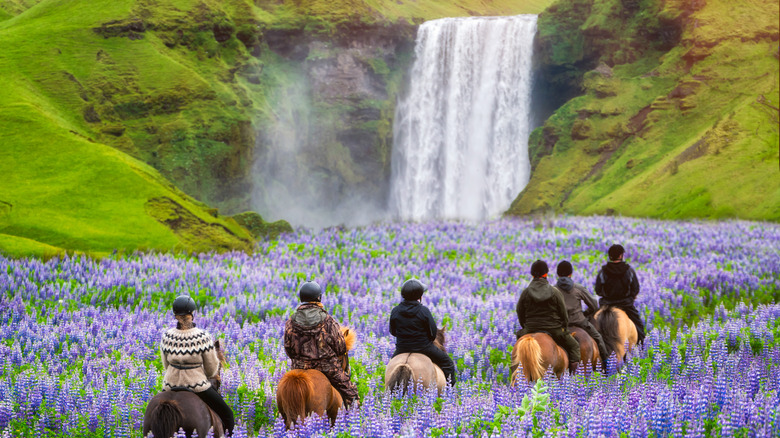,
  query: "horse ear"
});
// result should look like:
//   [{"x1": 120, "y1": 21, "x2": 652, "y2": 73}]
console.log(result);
[
  {"x1": 344, "y1": 329, "x2": 350, "y2": 338},
  {"x1": 214, "y1": 339, "x2": 221, "y2": 349}
]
